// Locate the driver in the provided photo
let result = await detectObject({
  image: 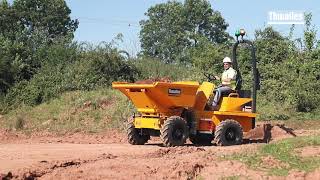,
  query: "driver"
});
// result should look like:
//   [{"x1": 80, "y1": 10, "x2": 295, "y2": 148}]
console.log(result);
[{"x1": 212, "y1": 57, "x2": 237, "y2": 108}]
